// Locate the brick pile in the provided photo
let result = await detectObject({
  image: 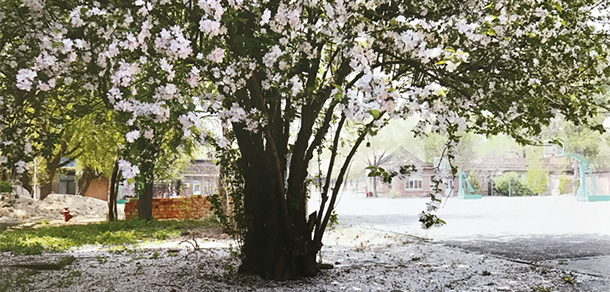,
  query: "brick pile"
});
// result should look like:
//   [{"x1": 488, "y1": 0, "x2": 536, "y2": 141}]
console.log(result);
[{"x1": 124, "y1": 196, "x2": 212, "y2": 220}]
